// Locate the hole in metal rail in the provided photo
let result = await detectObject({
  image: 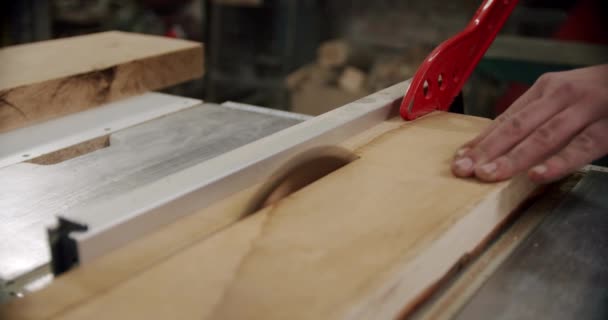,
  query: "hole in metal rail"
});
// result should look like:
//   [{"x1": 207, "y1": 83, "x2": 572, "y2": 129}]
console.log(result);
[
  {"x1": 438, "y1": 73, "x2": 445, "y2": 90},
  {"x1": 27, "y1": 136, "x2": 111, "y2": 165},
  {"x1": 423, "y1": 80, "x2": 430, "y2": 98}
]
